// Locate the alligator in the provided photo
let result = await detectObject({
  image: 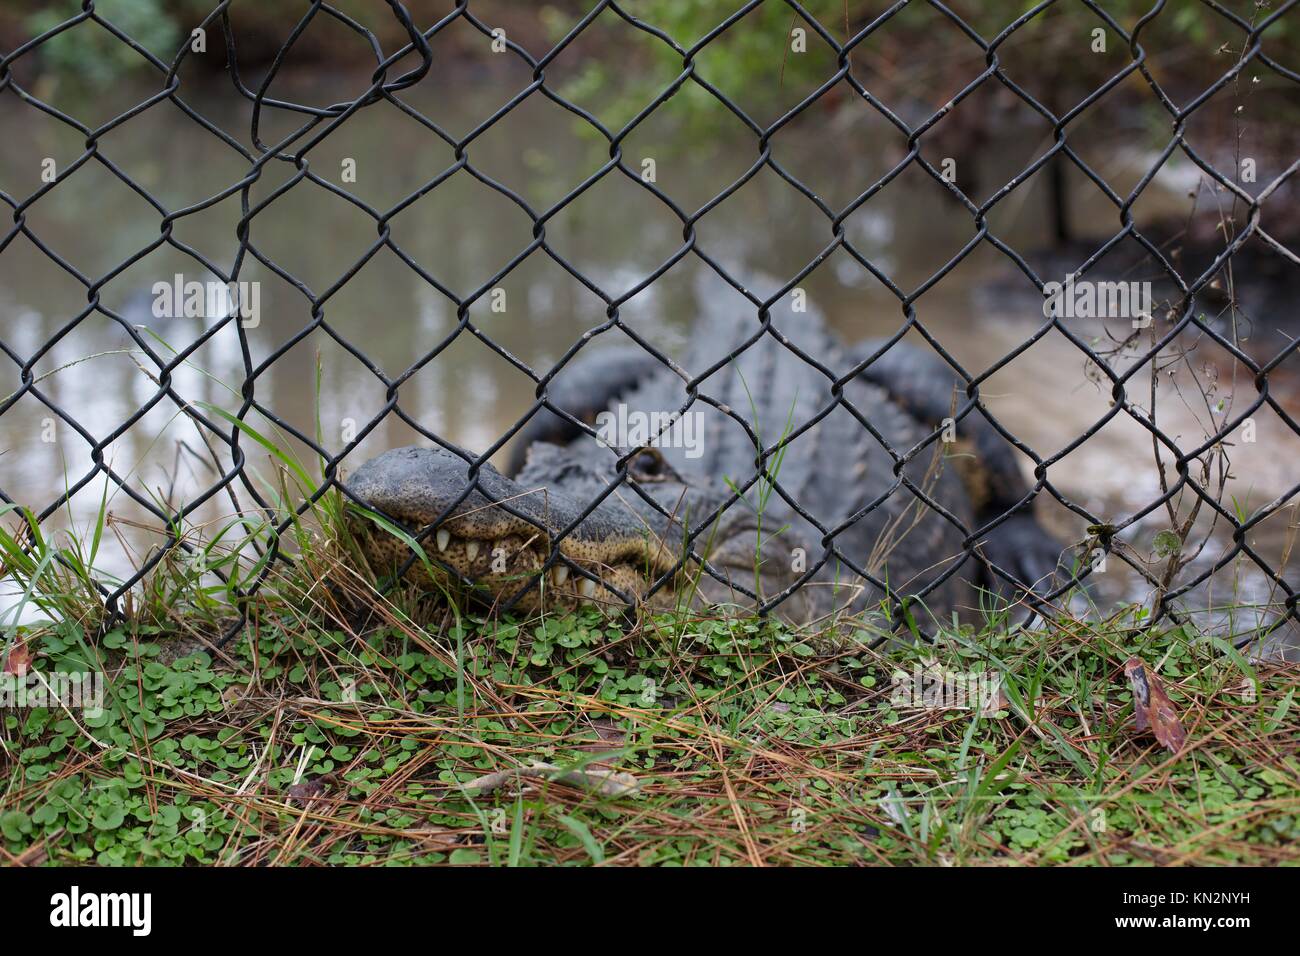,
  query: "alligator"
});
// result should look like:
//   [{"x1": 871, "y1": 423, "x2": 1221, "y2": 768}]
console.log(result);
[{"x1": 346, "y1": 300, "x2": 1061, "y2": 626}]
